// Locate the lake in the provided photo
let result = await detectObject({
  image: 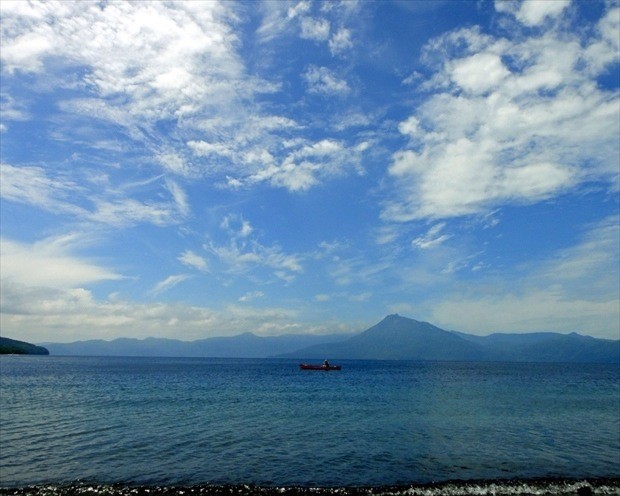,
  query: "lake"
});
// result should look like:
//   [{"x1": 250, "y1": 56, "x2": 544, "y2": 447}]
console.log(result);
[{"x1": 0, "y1": 356, "x2": 618, "y2": 494}]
